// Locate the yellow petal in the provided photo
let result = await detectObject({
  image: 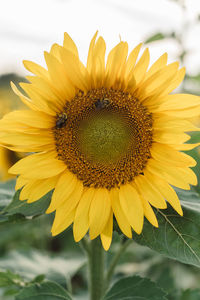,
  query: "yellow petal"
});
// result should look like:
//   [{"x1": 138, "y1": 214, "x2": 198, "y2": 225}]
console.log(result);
[
  {"x1": 63, "y1": 32, "x2": 79, "y2": 57},
  {"x1": 140, "y1": 194, "x2": 158, "y2": 227},
  {"x1": 44, "y1": 51, "x2": 75, "y2": 100},
  {"x1": 46, "y1": 171, "x2": 77, "y2": 213},
  {"x1": 124, "y1": 43, "x2": 142, "y2": 80},
  {"x1": 73, "y1": 188, "x2": 95, "y2": 242},
  {"x1": 171, "y1": 143, "x2": 200, "y2": 151},
  {"x1": 178, "y1": 167, "x2": 197, "y2": 186},
  {"x1": 151, "y1": 143, "x2": 197, "y2": 167},
  {"x1": 27, "y1": 176, "x2": 58, "y2": 203},
  {"x1": 51, "y1": 180, "x2": 83, "y2": 219},
  {"x1": 1, "y1": 110, "x2": 54, "y2": 129},
  {"x1": 0, "y1": 144, "x2": 54, "y2": 153},
  {"x1": 160, "y1": 67, "x2": 185, "y2": 96},
  {"x1": 23, "y1": 60, "x2": 49, "y2": 79},
  {"x1": 0, "y1": 131, "x2": 53, "y2": 152},
  {"x1": 135, "y1": 175, "x2": 167, "y2": 209},
  {"x1": 87, "y1": 31, "x2": 98, "y2": 73},
  {"x1": 26, "y1": 76, "x2": 67, "y2": 116},
  {"x1": 20, "y1": 176, "x2": 57, "y2": 201},
  {"x1": 138, "y1": 62, "x2": 178, "y2": 100},
  {"x1": 11, "y1": 82, "x2": 38, "y2": 111},
  {"x1": 145, "y1": 170, "x2": 183, "y2": 216},
  {"x1": 50, "y1": 43, "x2": 62, "y2": 61},
  {"x1": 119, "y1": 184, "x2": 144, "y2": 234},
  {"x1": 9, "y1": 153, "x2": 66, "y2": 179},
  {"x1": 60, "y1": 47, "x2": 90, "y2": 91},
  {"x1": 0, "y1": 120, "x2": 25, "y2": 133},
  {"x1": 156, "y1": 94, "x2": 200, "y2": 111},
  {"x1": 131, "y1": 48, "x2": 150, "y2": 86},
  {"x1": 51, "y1": 208, "x2": 75, "y2": 236},
  {"x1": 162, "y1": 107, "x2": 200, "y2": 118},
  {"x1": 153, "y1": 116, "x2": 200, "y2": 132},
  {"x1": 15, "y1": 176, "x2": 29, "y2": 190},
  {"x1": 142, "y1": 63, "x2": 179, "y2": 104},
  {"x1": 105, "y1": 42, "x2": 128, "y2": 87},
  {"x1": 90, "y1": 36, "x2": 106, "y2": 88},
  {"x1": 19, "y1": 183, "x2": 32, "y2": 200},
  {"x1": 146, "y1": 159, "x2": 191, "y2": 190},
  {"x1": 145, "y1": 52, "x2": 168, "y2": 79},
  {"x1": 20, "y1": 82, "x2": 58, "y2": 114},
  {"x1": 110, "y1": 188, "x2": 132, "y2": 238},
  {"x1": 19, "y1": 181, "x2": 34, "y2": 201},
  {"x1": 89, "y1": 189, "x2": 111, "y2": 239},
  {"x1": 153, "y1": 131, "x2": 191, "y2": 144},
  {"x1": 50, "y1": 181, "x2": 84, "y2": 235},
  {"x1": 100, "y1": 212, "x2": 113, "y2": 251}
]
